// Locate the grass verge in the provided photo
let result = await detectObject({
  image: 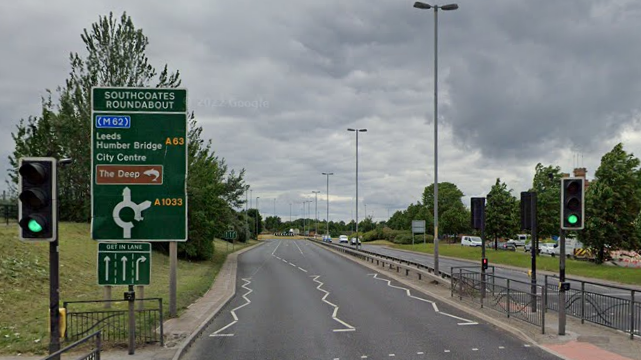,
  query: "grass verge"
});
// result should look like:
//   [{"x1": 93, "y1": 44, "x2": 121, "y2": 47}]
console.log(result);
[
  {"x1": 0, "y1": 222, "x2": 256, "y2": 355},
  {"x1": 380, "y1": 242, "x2": 641, "y2": 286}
]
